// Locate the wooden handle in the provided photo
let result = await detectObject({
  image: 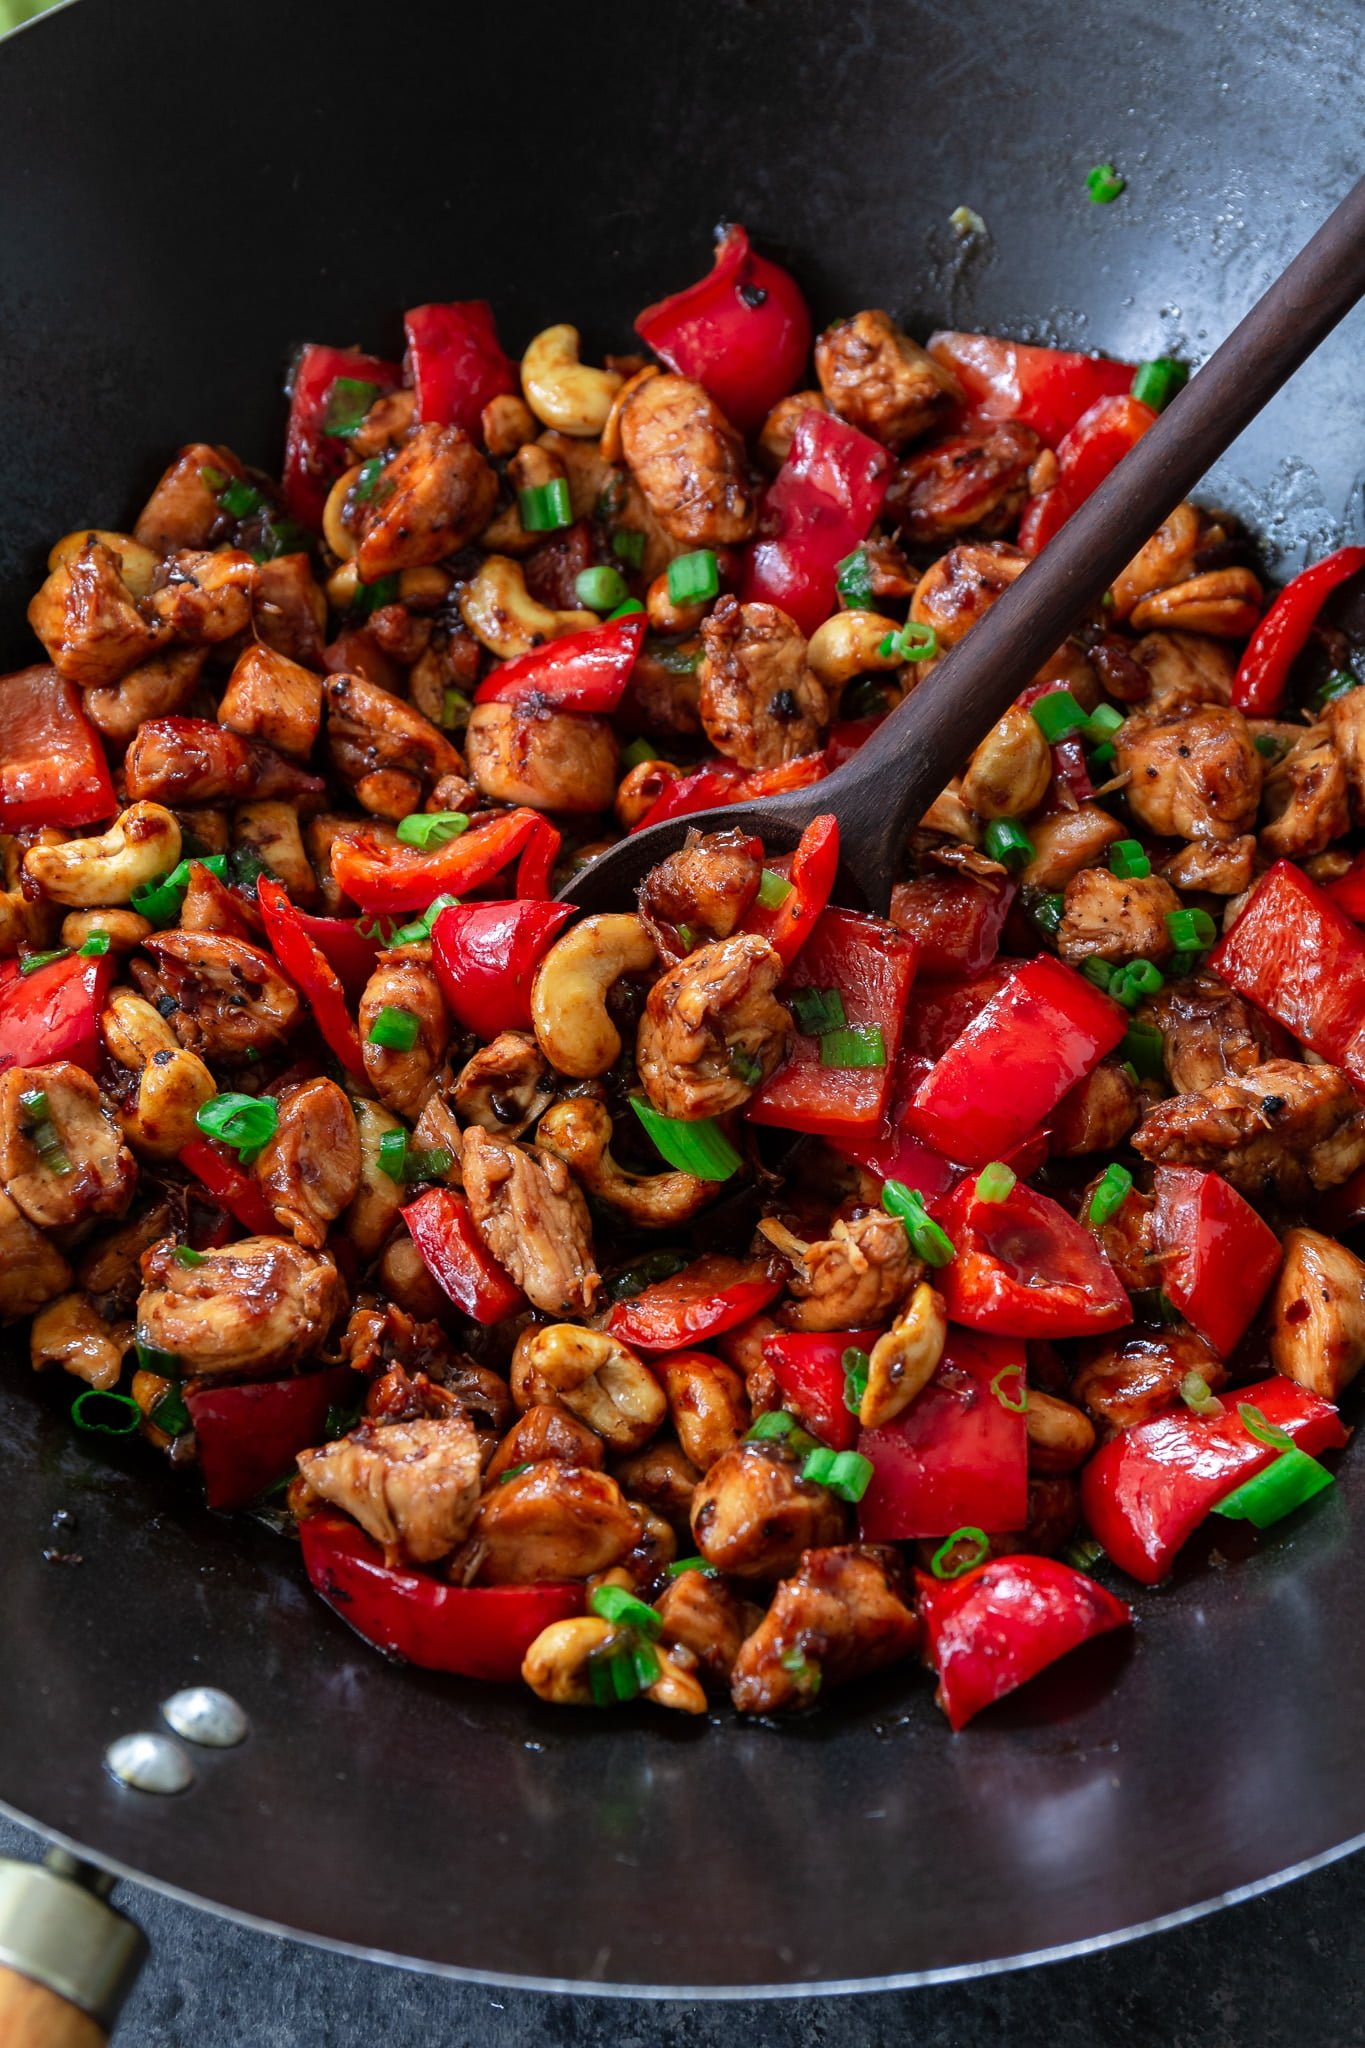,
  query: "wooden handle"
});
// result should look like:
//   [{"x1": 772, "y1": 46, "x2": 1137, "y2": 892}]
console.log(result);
[{"x1": 0, "y1": 1966, "x2": 107, "y2": 2048}]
